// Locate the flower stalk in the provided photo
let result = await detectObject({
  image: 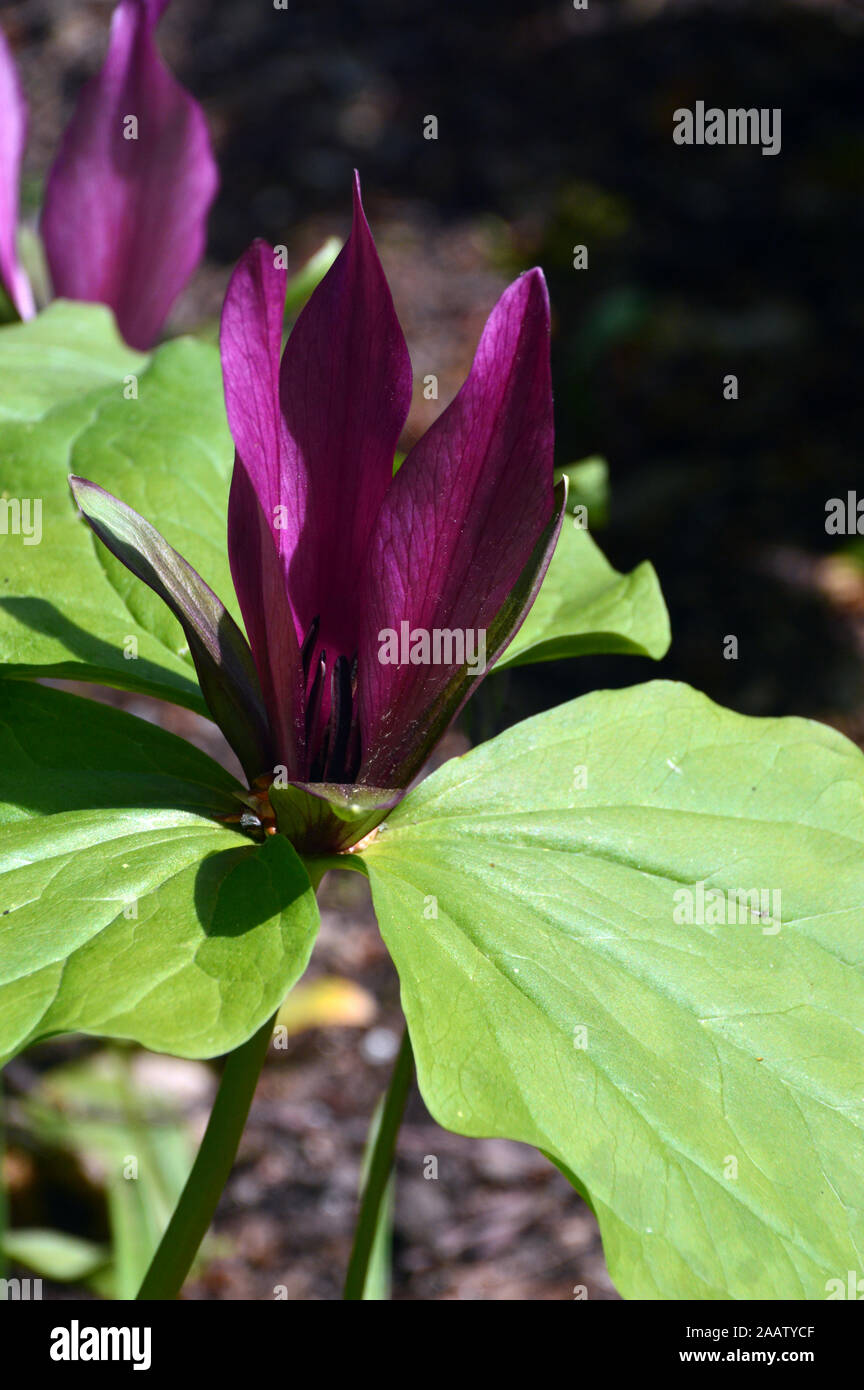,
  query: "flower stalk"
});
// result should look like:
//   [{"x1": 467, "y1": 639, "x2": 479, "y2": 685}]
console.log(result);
[
  {"x1": 343, "y1": 1025, "x2": 414, "y2": 1301},
  {"x1": 135, "y1": 1010, "x2": 276, "y2": 1301}
]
